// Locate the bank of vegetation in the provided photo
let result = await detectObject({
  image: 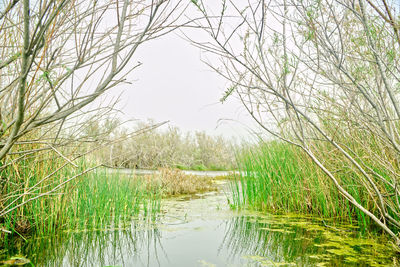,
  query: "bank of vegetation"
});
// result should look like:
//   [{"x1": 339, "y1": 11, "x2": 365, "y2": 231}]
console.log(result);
[
  {"x1": 1, "y1": 155, "x2": 224, "y2": 248},
  {"x1": 1, "y1": 155, "x2": 162, "y2": 246},
  {"x1": 2, "y1": 0, "x2": 400, "y2": 258},
  {"x1": 232, "y1": 141, "x2": 395, "y2": 233},
  {"x1": 0, "y1": 0, "x2": 190, "y2": 249},
  {"x1": 192, "y1": 0, "x2": 400, "y2": 246},
  {"x1": 86, "y1": 121, "x2": 237, "y2": 171}
]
